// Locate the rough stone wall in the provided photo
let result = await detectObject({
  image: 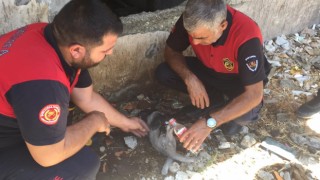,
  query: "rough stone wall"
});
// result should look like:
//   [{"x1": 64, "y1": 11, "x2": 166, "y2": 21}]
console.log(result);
[
  {"x1": 0, "y1": 0, "x2": 319, "y2": 93},
  {"x1": 228, "y1": 0, "x2": 320, "y2": 40}
]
